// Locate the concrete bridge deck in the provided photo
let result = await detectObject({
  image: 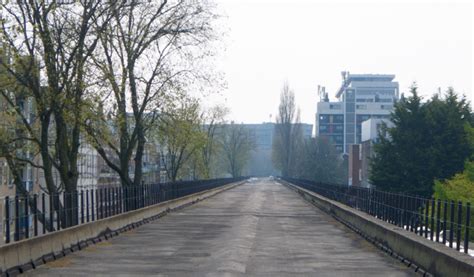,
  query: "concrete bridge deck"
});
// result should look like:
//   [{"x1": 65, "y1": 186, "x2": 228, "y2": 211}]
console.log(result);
[{"x1": 27, "y1": 179, "x2": 415, "y2": 276}]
